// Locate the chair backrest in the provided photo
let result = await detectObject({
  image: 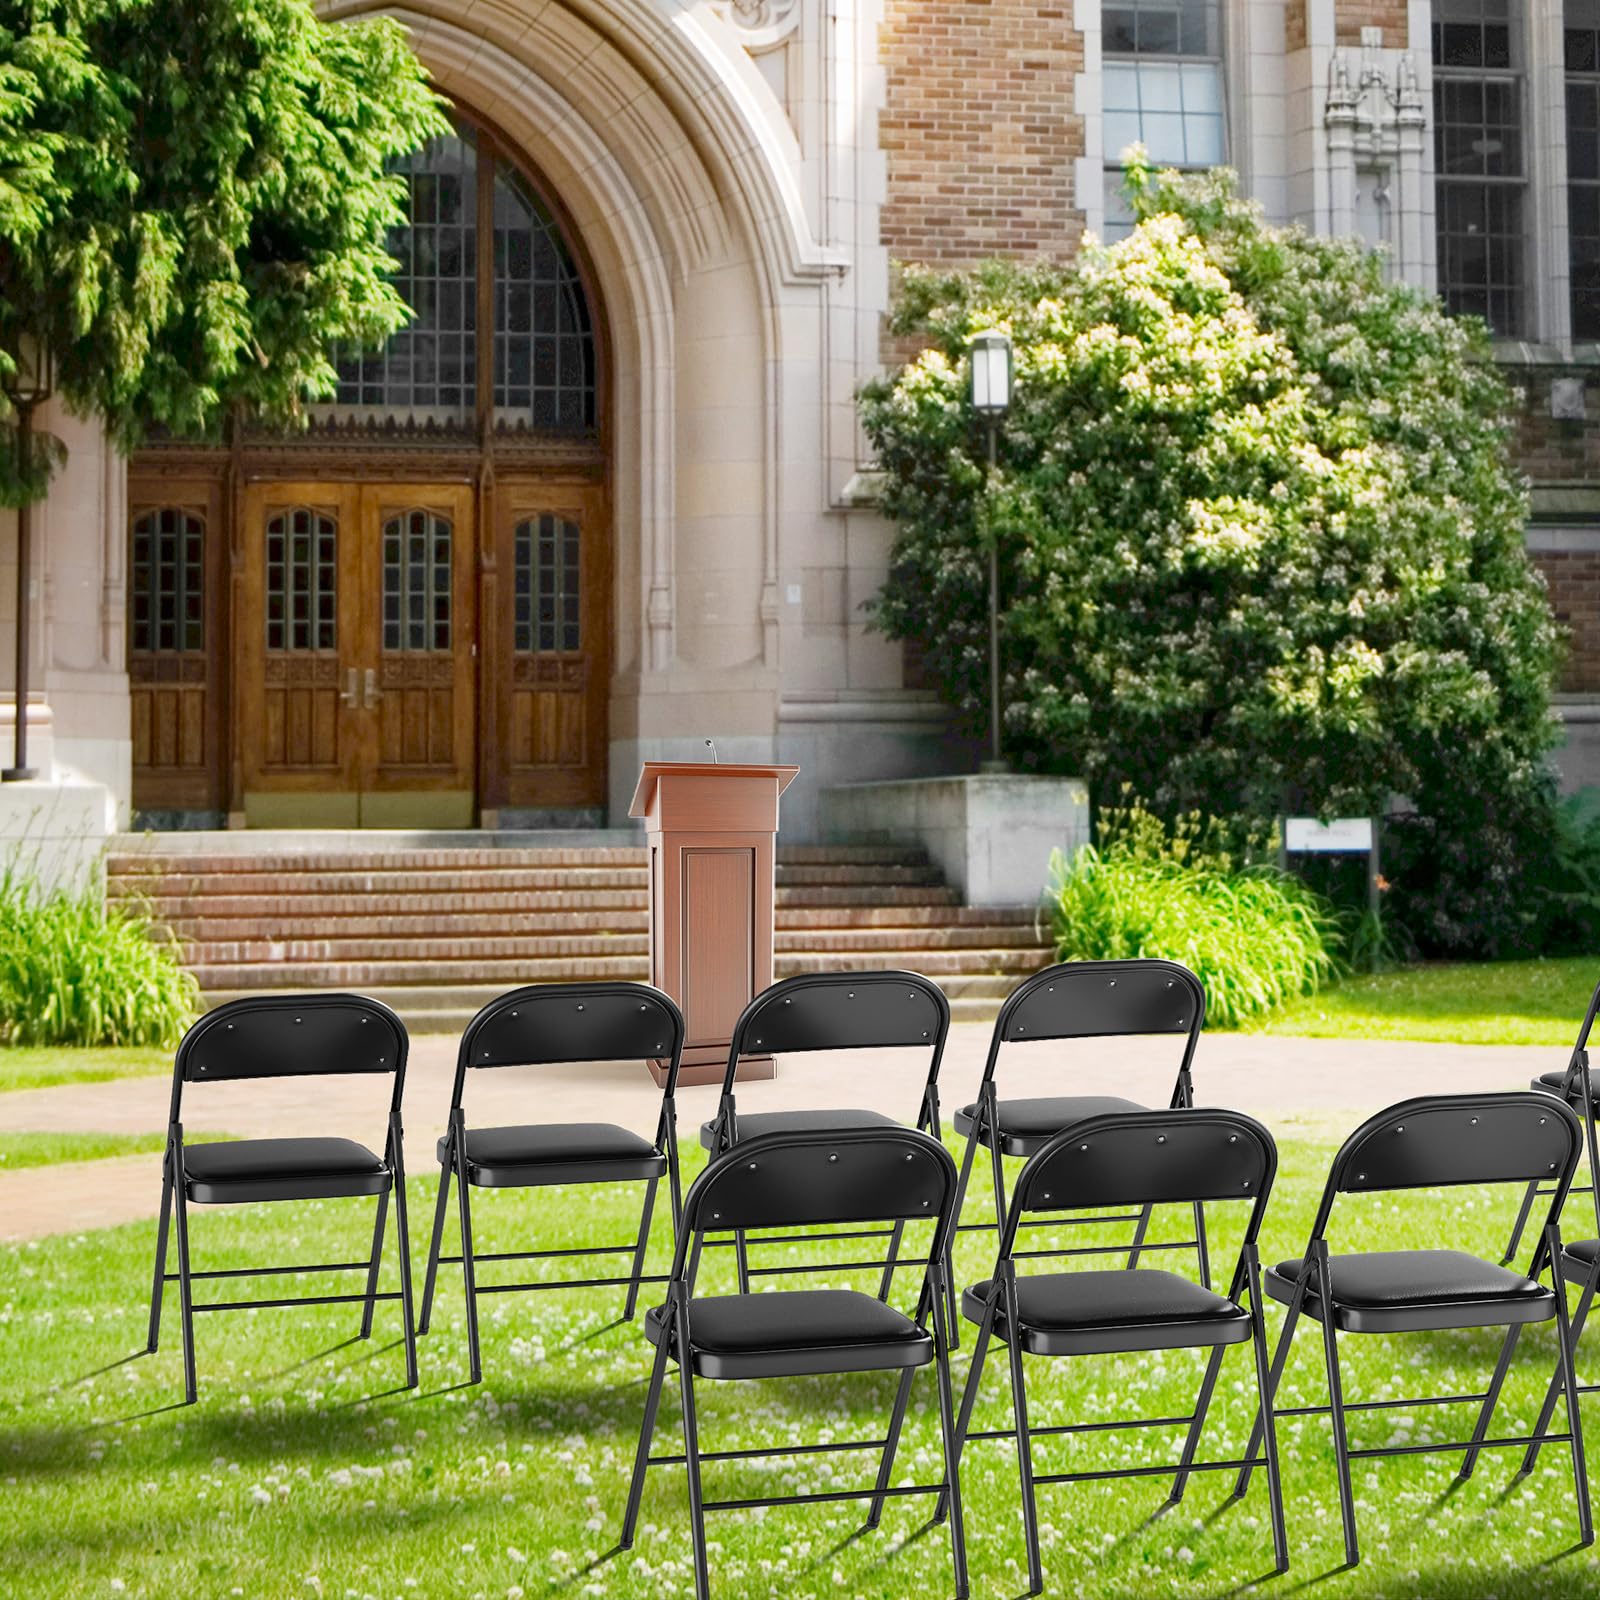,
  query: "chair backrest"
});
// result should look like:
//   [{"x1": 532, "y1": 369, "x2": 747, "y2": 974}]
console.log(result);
[
  {"x1": 1013, "y1": 1109, "x2": 1276, "y2": 1215},
  {"x1": 720, "y1": 971, "x2": 950, "y2": 1098},
  {"x1": 1329, "y1": 1093, "x2": 1582, "y2": 1196},
  {"x1": 177, "y1": 993, "x2": 407, "y2": 1082},
  {"x1": 171, "y1": 994, "x2": 408, "y2": 1119},
  {"x1": 454, "y1": 981, "x2": 686, "y2": 1097},
  {"x1": 680, "y1": 1126, "x2": 958, "y2": 1246},
  {"x1": 996, "y1": 959, "x2": 1205, "y2": 1045}
]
